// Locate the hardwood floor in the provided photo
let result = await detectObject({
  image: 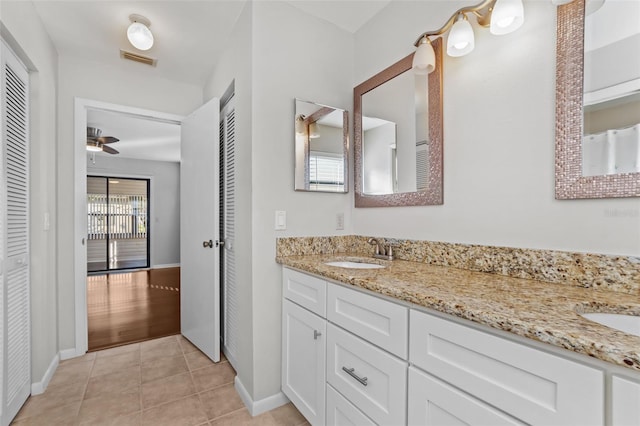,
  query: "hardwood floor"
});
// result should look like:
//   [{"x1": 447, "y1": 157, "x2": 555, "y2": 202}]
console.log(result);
[{"x1": 87, "y1": 267, "x2": 180, "y2": 351}]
